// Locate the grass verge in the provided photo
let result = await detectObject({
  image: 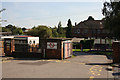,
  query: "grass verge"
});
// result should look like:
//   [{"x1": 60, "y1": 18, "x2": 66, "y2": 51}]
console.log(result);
[{"x1": 72, "y1": 49, "x2": 90, "y2": 52}]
